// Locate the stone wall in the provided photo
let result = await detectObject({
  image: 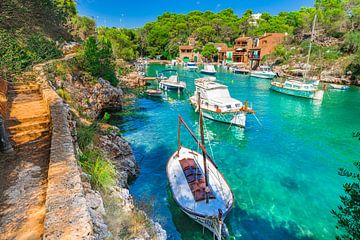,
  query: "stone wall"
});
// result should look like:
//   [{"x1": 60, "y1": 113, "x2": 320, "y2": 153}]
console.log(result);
[
  {"x1": 37, "y1": 73, "x2": 94, "y2": 239},
  {"x1": 0, "y1": 79, "x2": 8, "y2": 119}
]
